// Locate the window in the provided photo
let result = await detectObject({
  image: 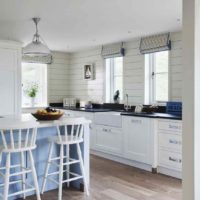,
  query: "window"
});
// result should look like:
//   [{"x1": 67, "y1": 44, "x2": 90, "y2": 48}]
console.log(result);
[
  {"x1": 145, "y1": 51, "x2": 169, "y2": 103},
  {"x1": 22, "y1": 63, "x2": 47, "y2": 107},
  {"x1": 105, "y1": 57, "x2": 123, "y2": 102}
]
